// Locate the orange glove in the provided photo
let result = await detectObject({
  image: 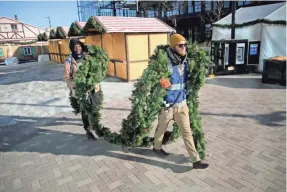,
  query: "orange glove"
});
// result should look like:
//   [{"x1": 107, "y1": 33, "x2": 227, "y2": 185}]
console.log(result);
[{"x1": 160, "y1": 77, "x2": 171, "y2": 89}]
